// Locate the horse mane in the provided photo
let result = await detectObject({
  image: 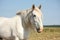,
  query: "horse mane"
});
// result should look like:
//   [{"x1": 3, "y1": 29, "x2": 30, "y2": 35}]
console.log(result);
[
  {"x1": 16, "y1": 6, "x2": 42, "y2": 17},
  {"x1": 16, "y1": 8, "x2": 32, "y2": 15}
]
